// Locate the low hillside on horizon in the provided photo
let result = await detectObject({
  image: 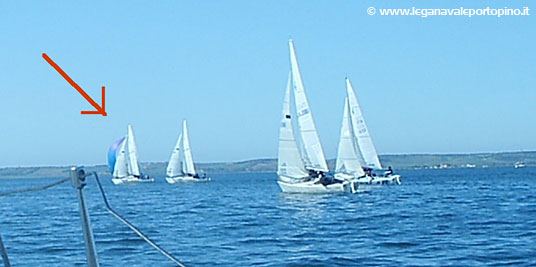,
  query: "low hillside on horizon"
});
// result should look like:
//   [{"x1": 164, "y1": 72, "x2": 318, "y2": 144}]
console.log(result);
[{"x1": 1, "y1": 151, "x2": 535, "y2": 179}]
